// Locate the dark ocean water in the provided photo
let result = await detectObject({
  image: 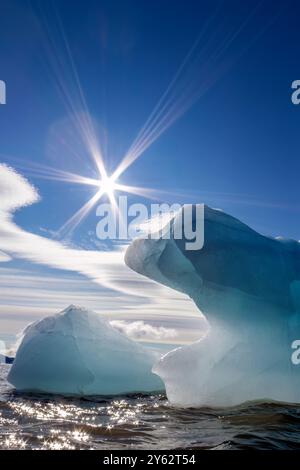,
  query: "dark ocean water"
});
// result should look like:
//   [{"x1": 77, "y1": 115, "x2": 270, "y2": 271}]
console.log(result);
[{"x1": 1, "y1": 365, "x2": 300, "y2": 450}]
